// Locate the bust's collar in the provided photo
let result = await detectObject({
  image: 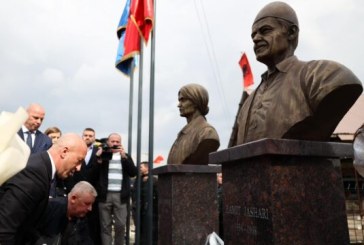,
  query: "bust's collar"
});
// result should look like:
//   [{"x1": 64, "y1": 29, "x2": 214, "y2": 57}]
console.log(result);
[
  {"x1": 276, "y1": 55, "x2": 298, "y2": 72},
  {"x1": 261, "y1": 55, "x2": 298, "y2": 79}
]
